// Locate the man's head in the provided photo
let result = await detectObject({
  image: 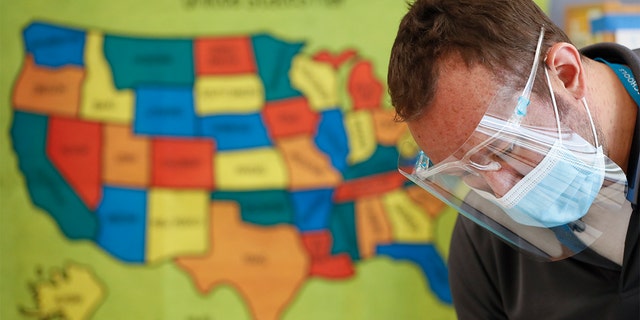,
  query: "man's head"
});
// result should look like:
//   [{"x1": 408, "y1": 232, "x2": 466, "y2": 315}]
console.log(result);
[
  {"x1": 389, "y1": 0, "x2": 636, "y2": 261},
  {"x1": 388, "y1": 0, "x2": 571, "y2": 123}
]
